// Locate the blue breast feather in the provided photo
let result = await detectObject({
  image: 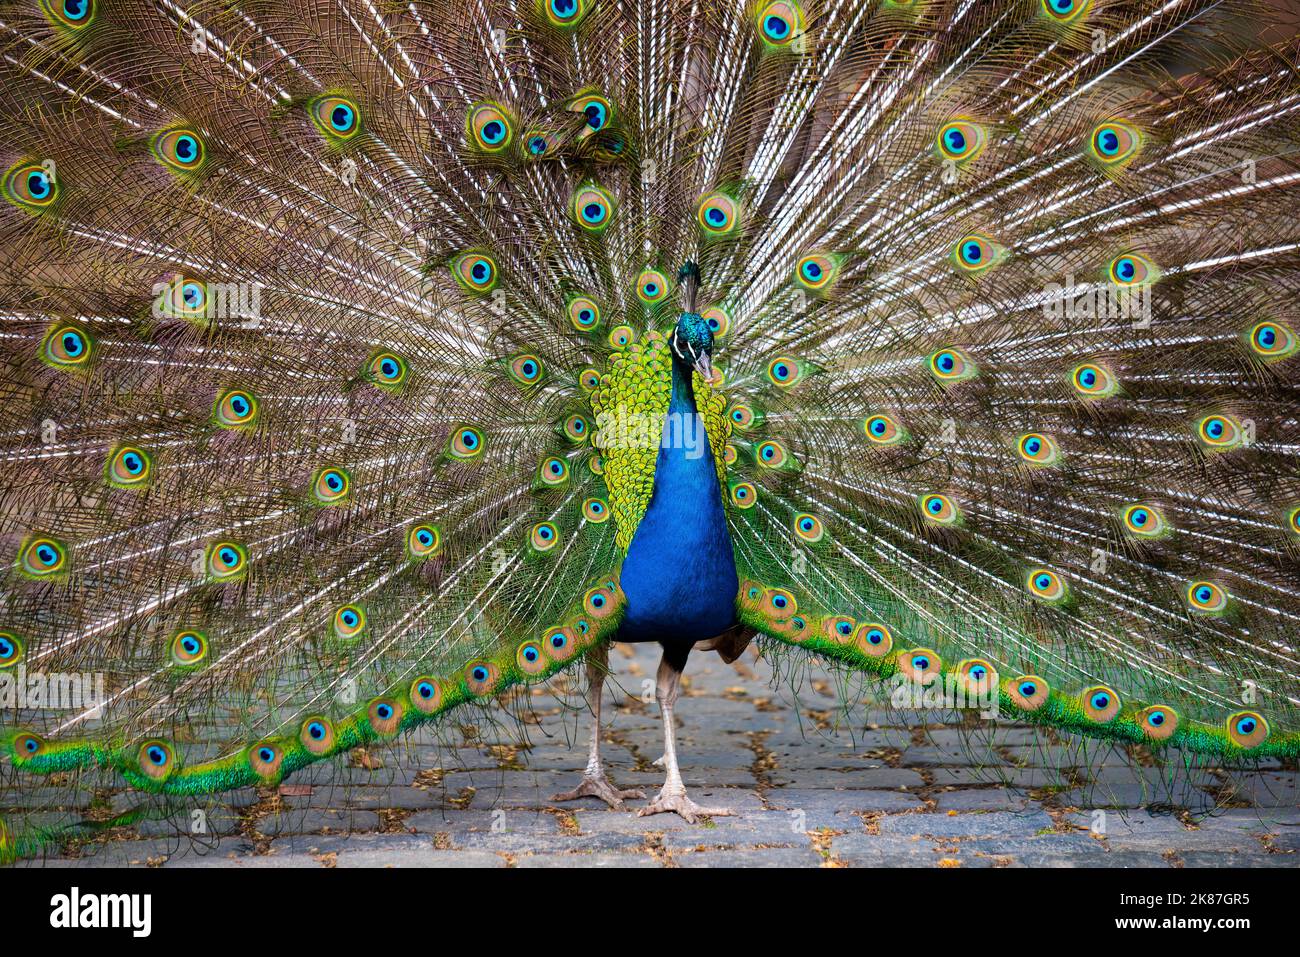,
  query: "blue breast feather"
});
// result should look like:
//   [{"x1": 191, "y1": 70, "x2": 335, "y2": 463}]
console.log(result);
[{"x1": 618, "y1": 363, "x2": 739, "y2": 643}]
